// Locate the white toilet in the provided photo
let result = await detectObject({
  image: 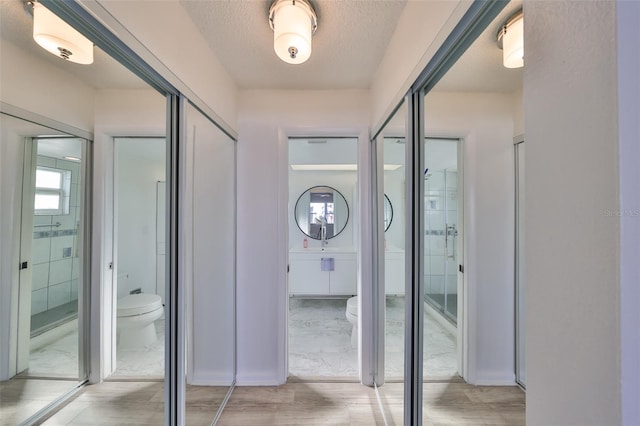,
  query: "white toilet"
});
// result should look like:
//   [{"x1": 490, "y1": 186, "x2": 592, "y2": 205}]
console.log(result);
[
  {"x1": 345, "y1": 296, "x2": 358, "y2": 347},
  {"x1": 117, "y1": 293, "x2": 163, "y2": 348}
]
